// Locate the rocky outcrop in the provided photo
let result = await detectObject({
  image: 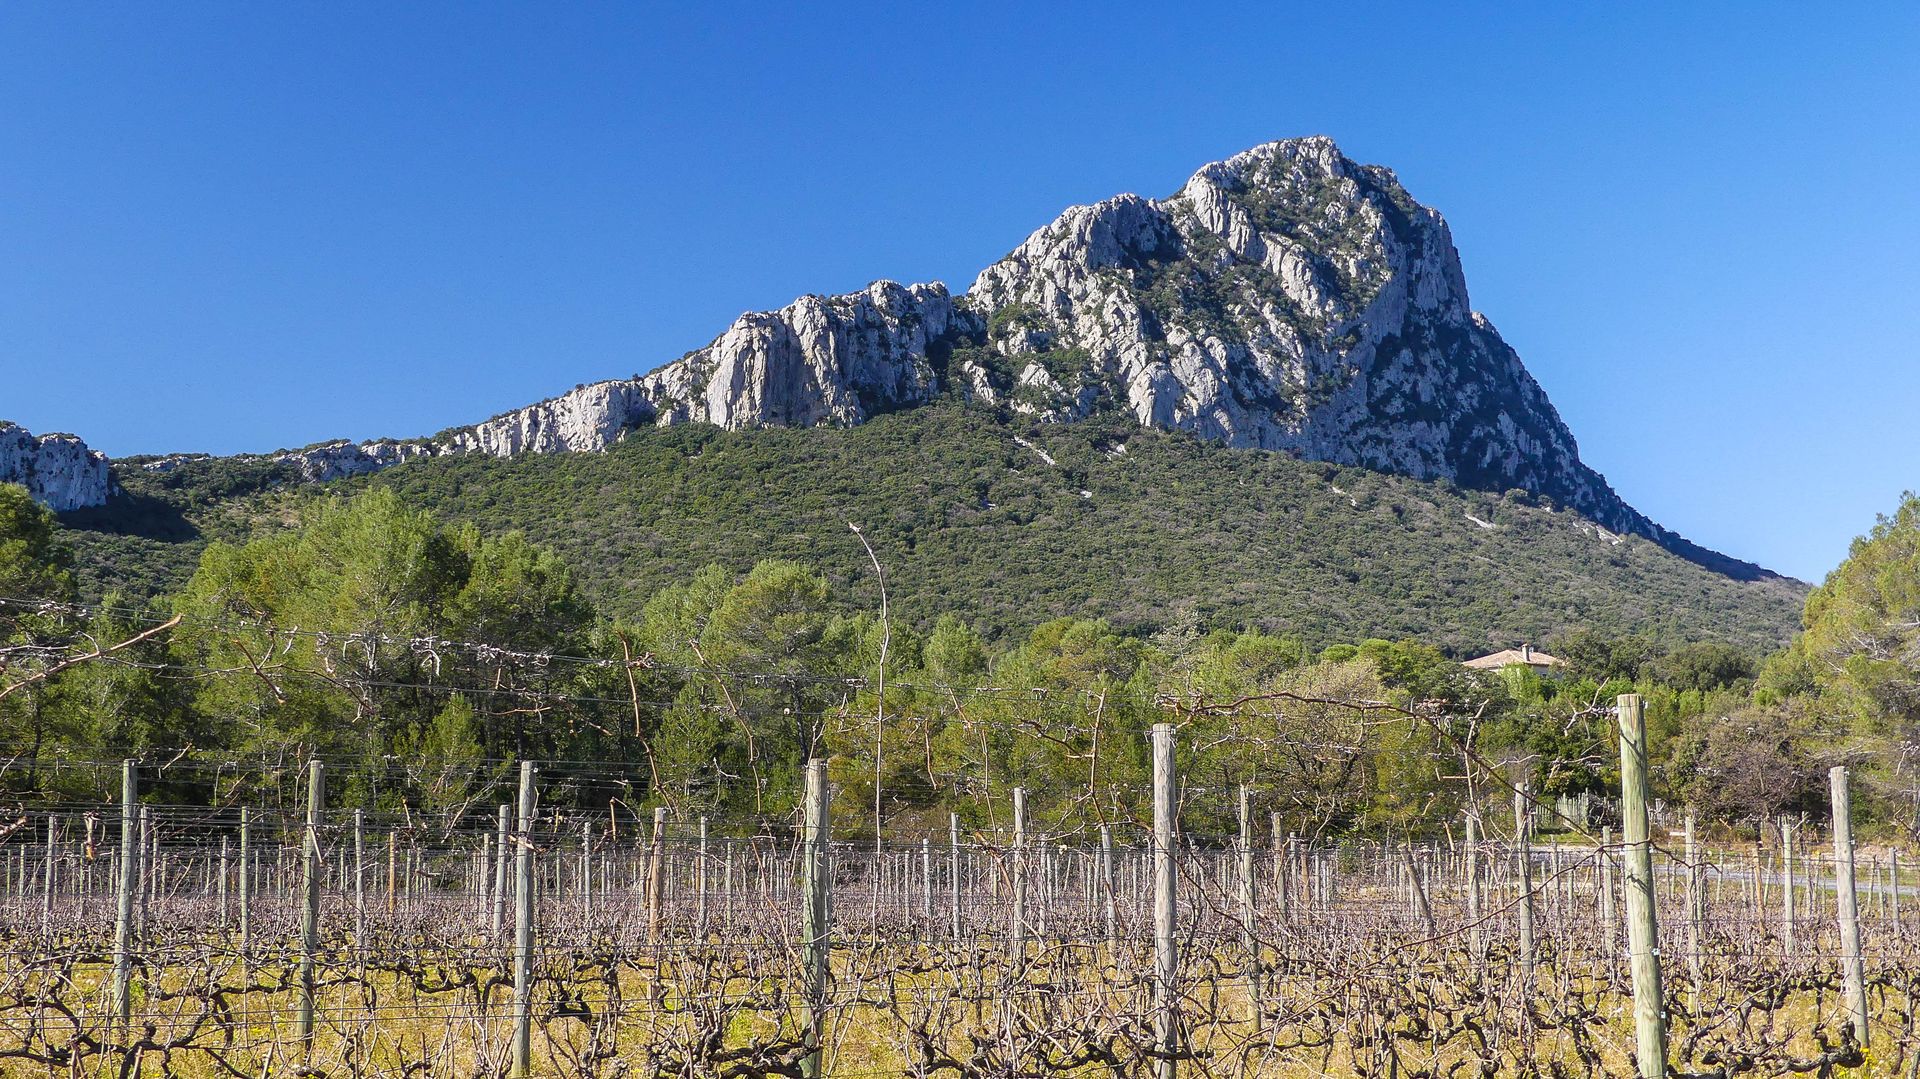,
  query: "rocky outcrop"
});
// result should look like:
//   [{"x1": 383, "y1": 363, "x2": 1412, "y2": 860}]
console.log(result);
[
  {"x1": 961, "y1": 136, "x2": 1642, "y2": 534},
  {"x1": 0, "y1": 423, "x2": 111, "y2": 511},
  {"x1": 269, "y1": 281, "x2": 972, "y2": 474}
]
